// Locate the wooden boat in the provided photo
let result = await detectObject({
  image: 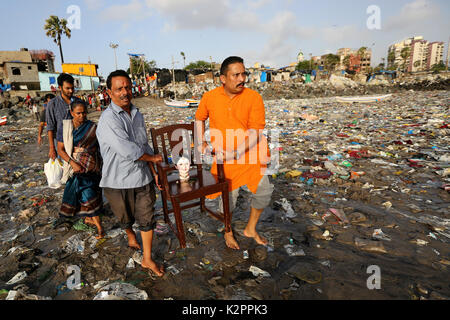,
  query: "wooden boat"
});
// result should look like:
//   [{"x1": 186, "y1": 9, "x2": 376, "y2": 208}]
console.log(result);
[
  {"x1": 164, "y1": 99, "x2": 190, "y2": 108},
  {"x1": 185, "y1": 99, "x2": 200, "y2": 107},
  {"x1": 336, "y1": 94, "x2": 393, "y2": 103}
]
